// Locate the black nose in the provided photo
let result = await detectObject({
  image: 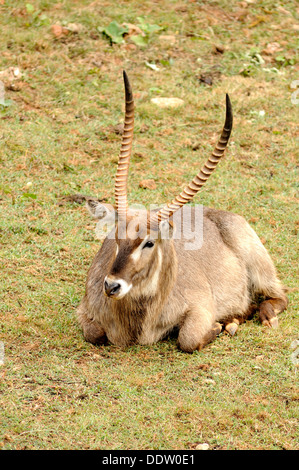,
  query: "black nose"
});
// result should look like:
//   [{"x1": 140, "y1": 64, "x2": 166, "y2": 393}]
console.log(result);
[{"x1": 104, "y1": 279, "x2": 121, "y2": 297}]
